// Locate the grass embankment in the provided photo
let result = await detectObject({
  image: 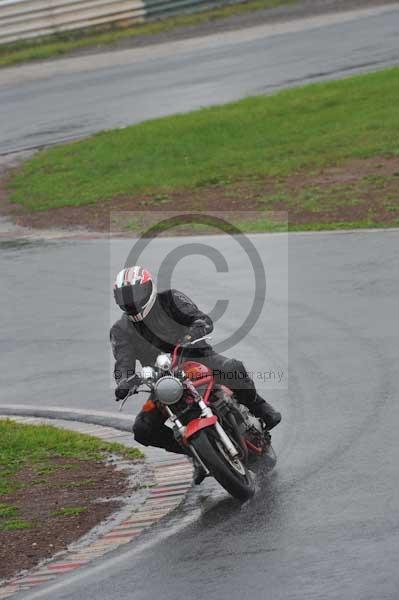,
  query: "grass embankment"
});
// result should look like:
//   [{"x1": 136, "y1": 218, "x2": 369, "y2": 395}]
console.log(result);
[
  {"x1": 0, "y1": 419, "x2": 142, "y2": 531},
  {"x1": 0, "y1": 0, "x2": 295, "y2": 68},
  {"x1": 7, "y1": 67, "x2": 399, "y2": 232},
  {"x1": 0, "y1": 419, "x2": 144, "y2": 580}
]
